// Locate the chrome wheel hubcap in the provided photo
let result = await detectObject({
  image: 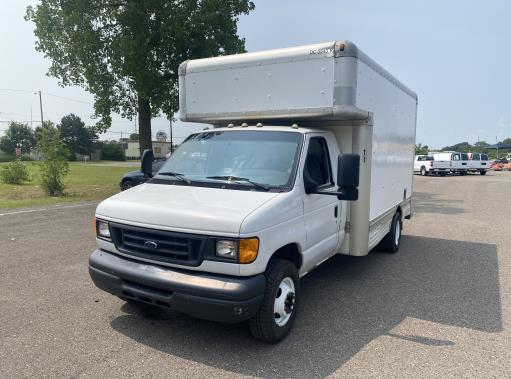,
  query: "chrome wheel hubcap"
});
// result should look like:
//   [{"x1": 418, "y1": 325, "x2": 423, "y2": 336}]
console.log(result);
[
  {"x1": 395, "y1": 220, "x2": 401, "y2": 246},
  {"x1": 274, "y1": 277, "x2": 295, "y2": 327}
]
